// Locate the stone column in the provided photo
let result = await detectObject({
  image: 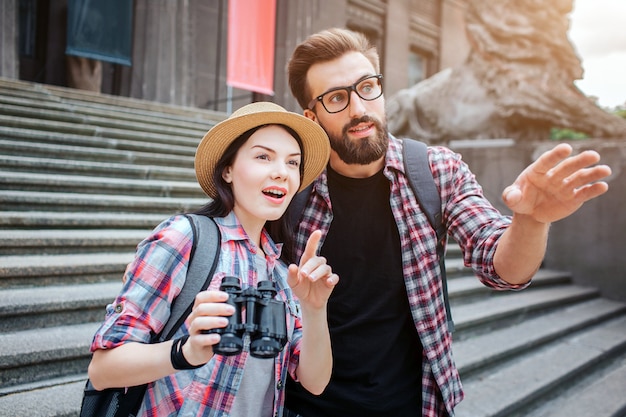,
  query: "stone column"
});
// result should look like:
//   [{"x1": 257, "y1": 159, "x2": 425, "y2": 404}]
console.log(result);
[
  {"x1": 0, "y1": 0, "x2": 18, "y2": 79},
  {"x1": 439, "y1": 0, "x2": 470, "y2": 69},
  {"x1": 131, "y1": 0, "x2": 190, "y2": 105},
  {"x1": 129, "y1": 0, "x2": 230, "y2": 110},
  {"x1": 274, "y1": 0, "x2": 348, "y2": 112},
  {"x1": 383, "y1": 0, "x2": 411, "y2": 97}
]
